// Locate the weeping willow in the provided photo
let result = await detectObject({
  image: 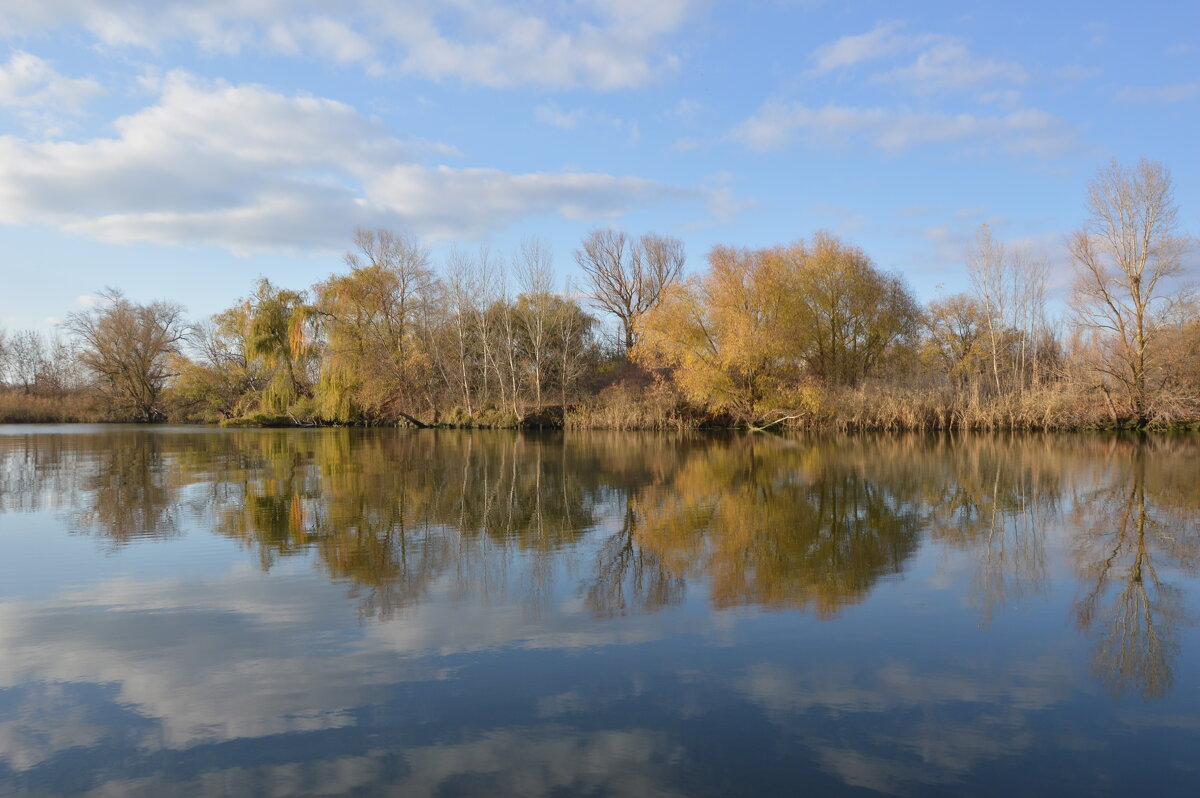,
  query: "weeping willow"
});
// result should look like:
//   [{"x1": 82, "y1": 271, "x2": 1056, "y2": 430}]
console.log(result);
[{"x1": 248, "y1": 279, "x2": 315, "y2": 414}]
